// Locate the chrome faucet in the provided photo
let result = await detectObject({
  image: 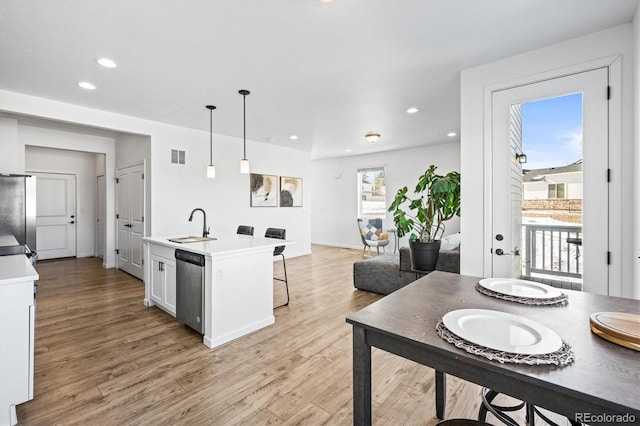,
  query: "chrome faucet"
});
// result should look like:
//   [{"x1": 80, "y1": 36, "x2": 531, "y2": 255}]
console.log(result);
[{"x1": 188, "y1": 208, "x2": 209, "y2": 238}]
